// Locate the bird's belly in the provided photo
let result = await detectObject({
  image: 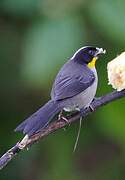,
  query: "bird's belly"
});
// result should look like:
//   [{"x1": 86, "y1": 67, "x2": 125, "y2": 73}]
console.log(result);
[{"x1": 63, "y1": 77, "x2": 97, "y2": 112}]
